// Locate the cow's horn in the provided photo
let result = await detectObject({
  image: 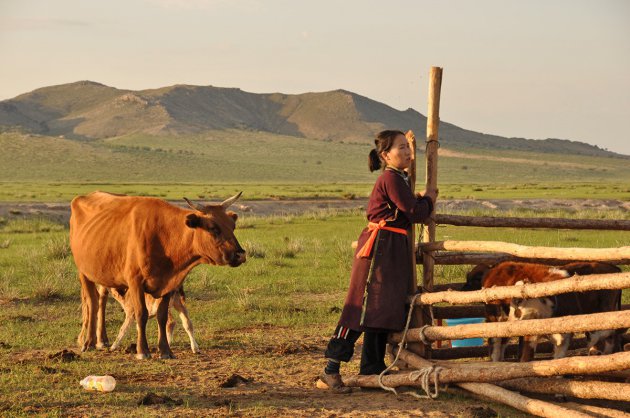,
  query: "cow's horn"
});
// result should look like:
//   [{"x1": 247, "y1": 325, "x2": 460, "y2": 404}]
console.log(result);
[
  {"x1": 220, "y1": 191, "x2": 242, "y2": 209},
  {"x1": 183, "y1": 197, "x2": 206, "y2": 212}
]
